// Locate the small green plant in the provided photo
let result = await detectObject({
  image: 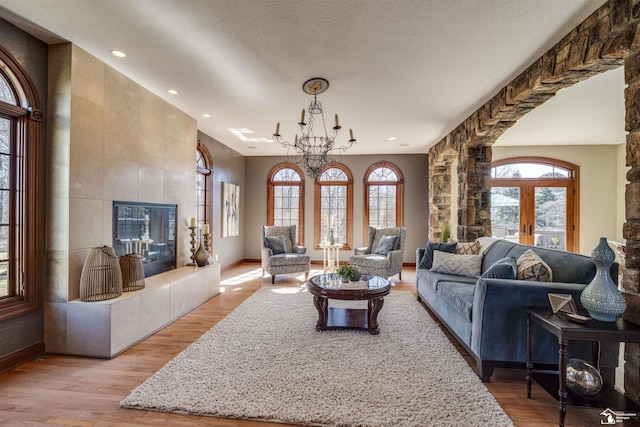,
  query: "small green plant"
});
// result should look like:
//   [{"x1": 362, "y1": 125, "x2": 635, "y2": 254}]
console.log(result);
[
  {"x1": 441, "y1": 222, "x2": 451, "y2": 243},
  {"x1": 336, "y1": 262, "x2": 354, "y2": 279}
]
